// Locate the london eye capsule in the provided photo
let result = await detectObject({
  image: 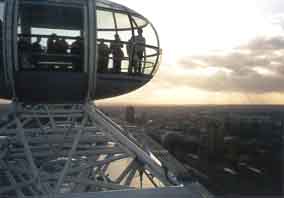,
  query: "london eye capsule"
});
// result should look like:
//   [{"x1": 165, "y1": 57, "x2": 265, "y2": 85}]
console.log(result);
[{"x1": 0, "y1": 0, "x2": 161, "y2": 103}]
